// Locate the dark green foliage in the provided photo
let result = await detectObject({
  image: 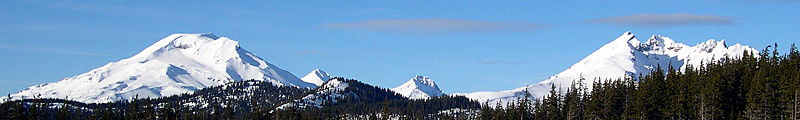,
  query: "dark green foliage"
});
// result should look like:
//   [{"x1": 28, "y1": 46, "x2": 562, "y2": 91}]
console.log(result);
[
  {"x1": 271, "y1": 78, "x2": 480, "y2": 119},
  {"x1": 479, "y1": 43, "x2": 800, "y2": 119},
  {"x1": 0, "y1": 78, "x2": 479, "y2": 119},
  {"x1": 0, "y1": 79, "x2": 311, "y2": 119}
]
